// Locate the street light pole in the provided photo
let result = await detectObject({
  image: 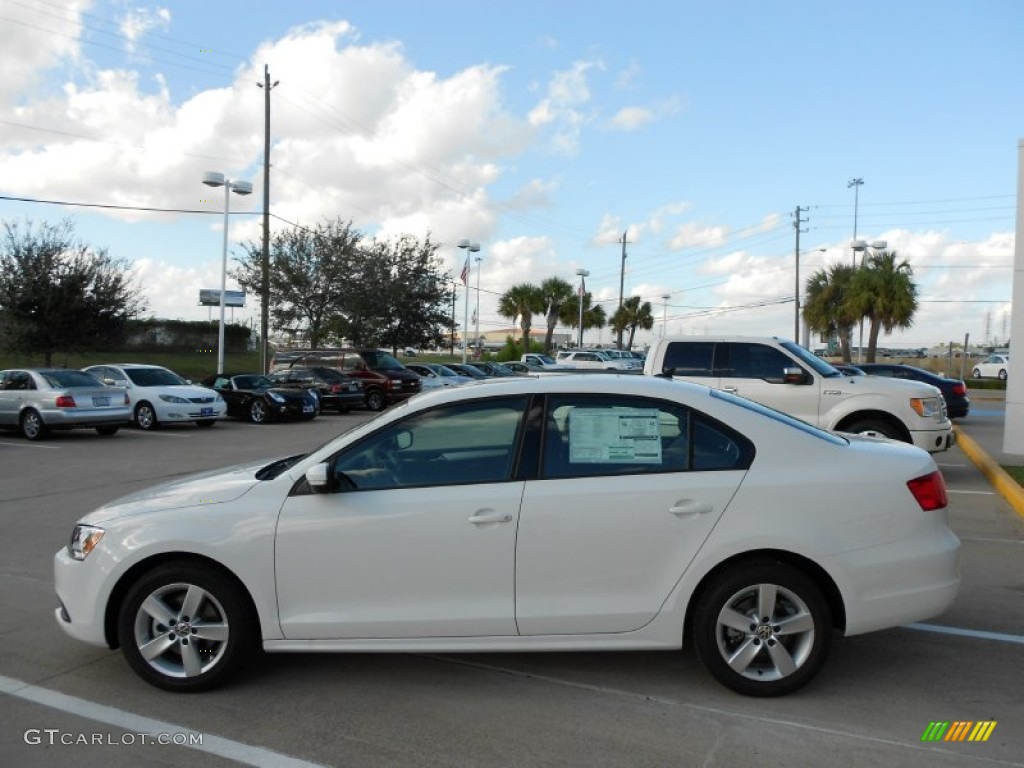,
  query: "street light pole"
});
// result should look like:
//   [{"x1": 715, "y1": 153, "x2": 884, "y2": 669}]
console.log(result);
[
  {"x1": 474, "y1": 255, "x2": 482, "y2": 353},
  {"x1": 457, "y1": 240, "x2": 479, "y2": 363},
  {"x1": 661, "y1": 294, "x2": 670, "y2": 337},
  {"x1": 848, "y1": 178, "x2": 864, "y2": 267},
  {"x1": 575, "y1": 268, "x2": 589, "y2": 349},
  {"x1": 202, "y1": 172, "x2": 252, "y2": 375}
]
